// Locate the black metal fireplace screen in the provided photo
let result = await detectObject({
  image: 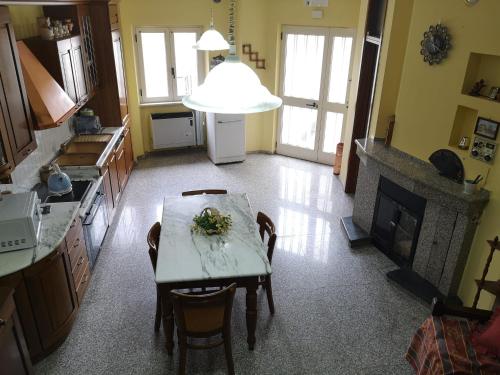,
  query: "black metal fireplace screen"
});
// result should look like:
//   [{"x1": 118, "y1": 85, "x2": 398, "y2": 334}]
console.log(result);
[{"x1": 371, "y1": 177, "x2": 427, "y2": 267}]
